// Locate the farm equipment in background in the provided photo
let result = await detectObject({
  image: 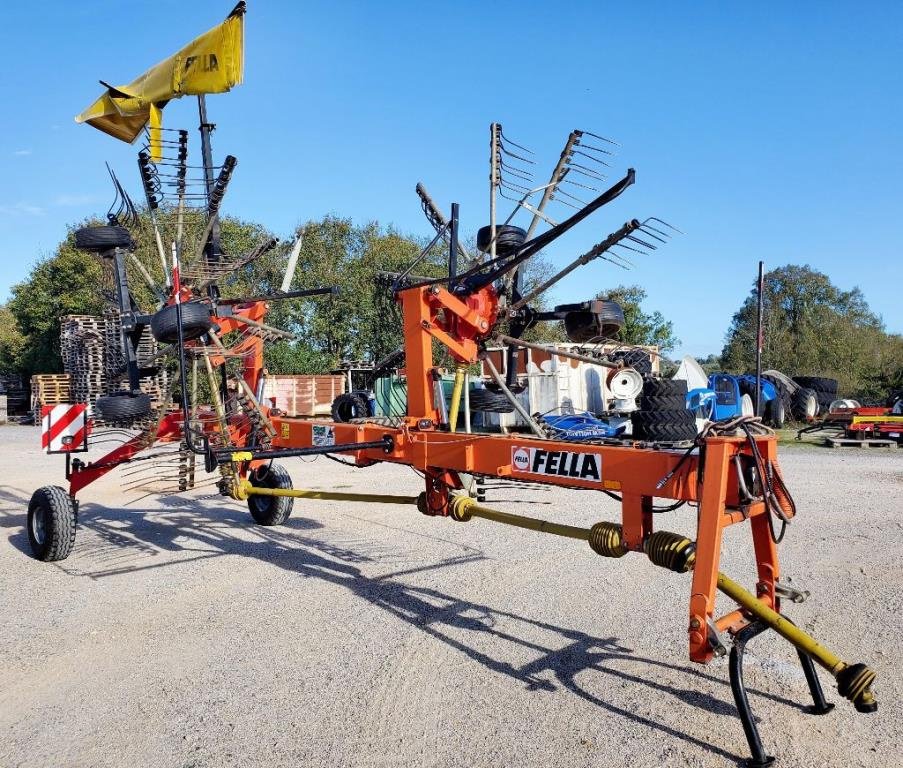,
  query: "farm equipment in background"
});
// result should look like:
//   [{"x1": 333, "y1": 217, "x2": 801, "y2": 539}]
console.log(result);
[
  {"x1": 22, "y1": 4, "x2": 880, "y2": 766},
  {"x1": 708, "y1": 373, "x2": 785, "y2": 427}
]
